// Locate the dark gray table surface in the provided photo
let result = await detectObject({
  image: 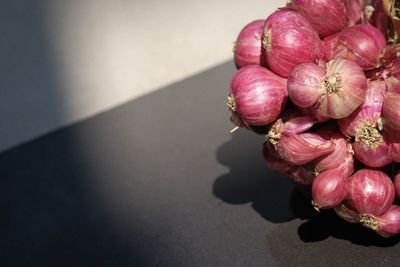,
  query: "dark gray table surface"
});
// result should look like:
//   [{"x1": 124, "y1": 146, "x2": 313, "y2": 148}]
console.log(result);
[{"x1": 1, "y1": 62, "x2": 400, "y2": 266}]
